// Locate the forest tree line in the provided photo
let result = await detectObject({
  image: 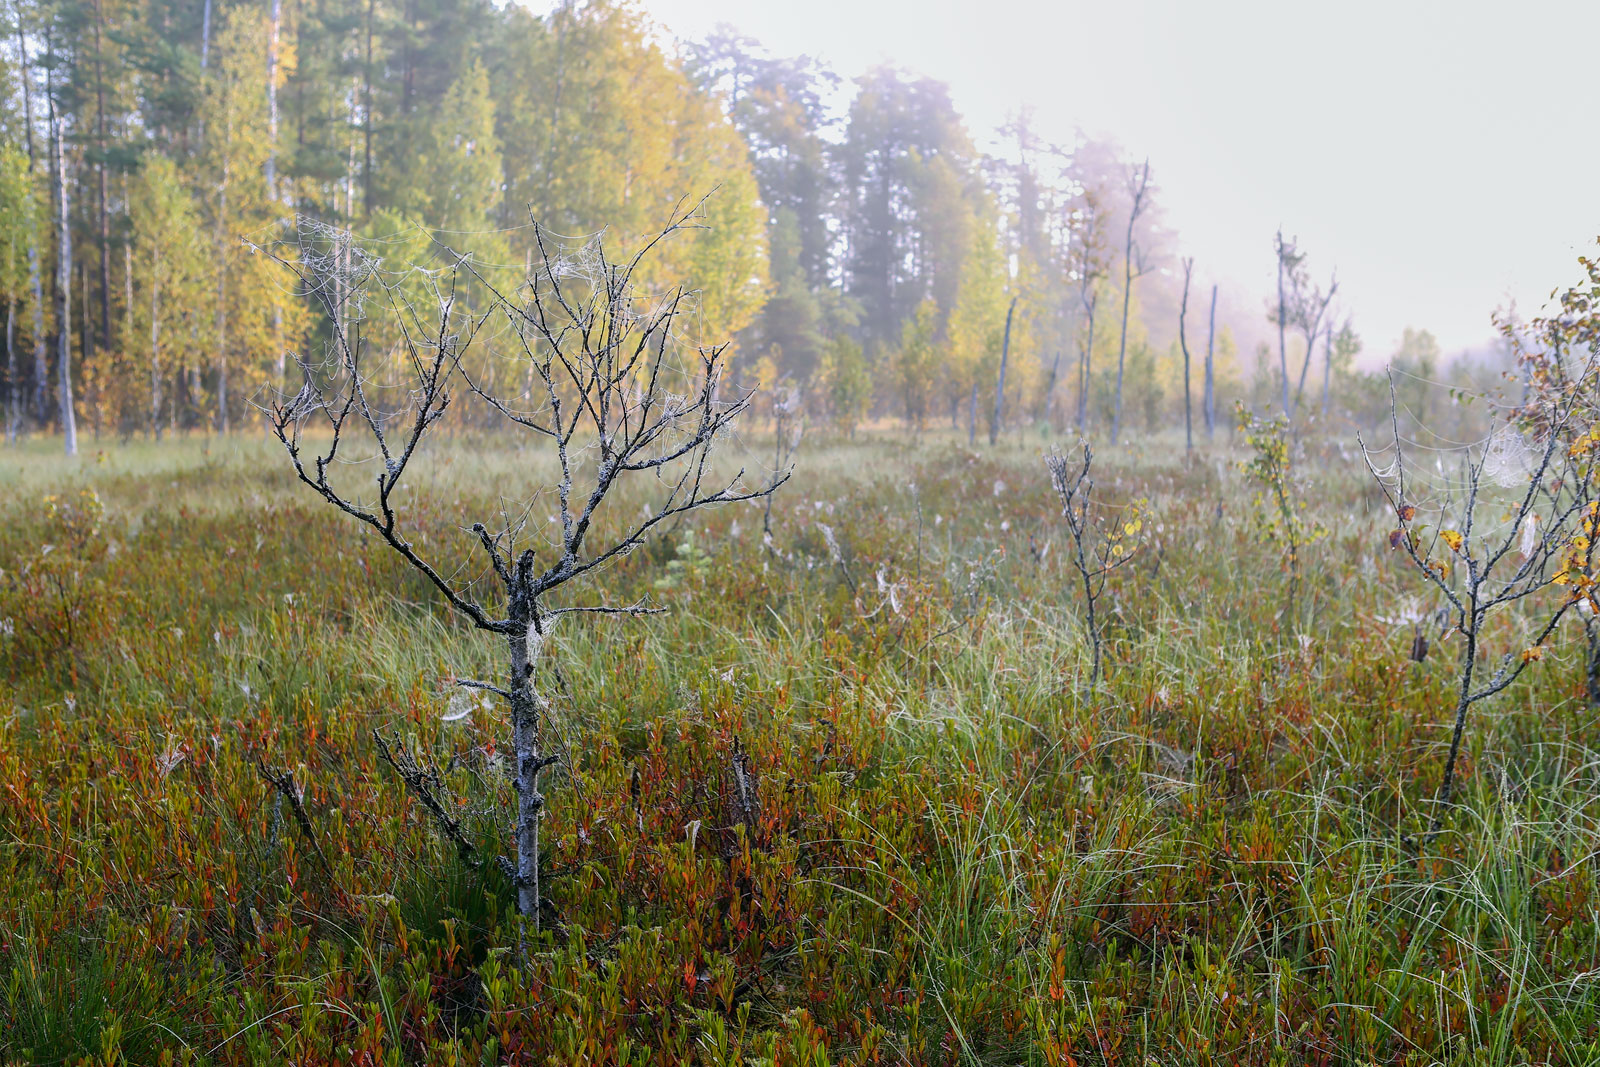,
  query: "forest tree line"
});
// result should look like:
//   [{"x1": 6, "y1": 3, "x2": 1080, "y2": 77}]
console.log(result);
[{"x1": 0, "y1": 0, "x2": 1475, "y2": 450}]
